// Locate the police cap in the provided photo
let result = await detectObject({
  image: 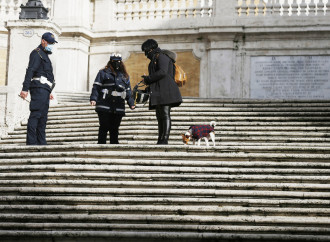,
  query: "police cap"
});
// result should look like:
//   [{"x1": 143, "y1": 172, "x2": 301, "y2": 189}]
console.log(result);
[
  {"x1": 110, "y1": 53, "x2": 122, "y2": 61},
  {"x1": 42, "y1": 32, "x2": 58, "y2": 44}
]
